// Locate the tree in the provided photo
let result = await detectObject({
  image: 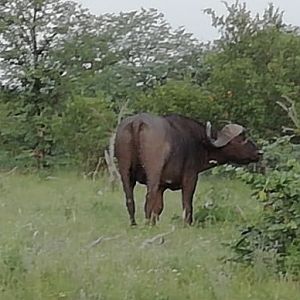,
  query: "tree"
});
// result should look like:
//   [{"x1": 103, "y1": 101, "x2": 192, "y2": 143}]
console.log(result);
[
  {"x1": 73, "y1": 9, "x2": 205, "y2": 105},
  {"x1": 0, "y1": 1, "x2": 204, "y2": 169},
  {"x1": 0, "y1": 0, "x2": 100, "y2": 167},
  {"x1": 133, "y1": 79, "x2": 220, "y2": 123},
  {"x1": 203, "y1": 1, "x2": 300, "y2": 135}
]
